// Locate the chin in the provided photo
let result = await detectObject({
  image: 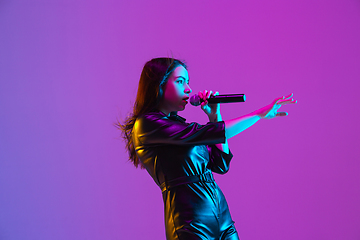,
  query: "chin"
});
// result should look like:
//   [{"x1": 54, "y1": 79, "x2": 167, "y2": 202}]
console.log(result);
[{"x1": 178, "y1": 106, "x2": 186, "y2": 111}]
